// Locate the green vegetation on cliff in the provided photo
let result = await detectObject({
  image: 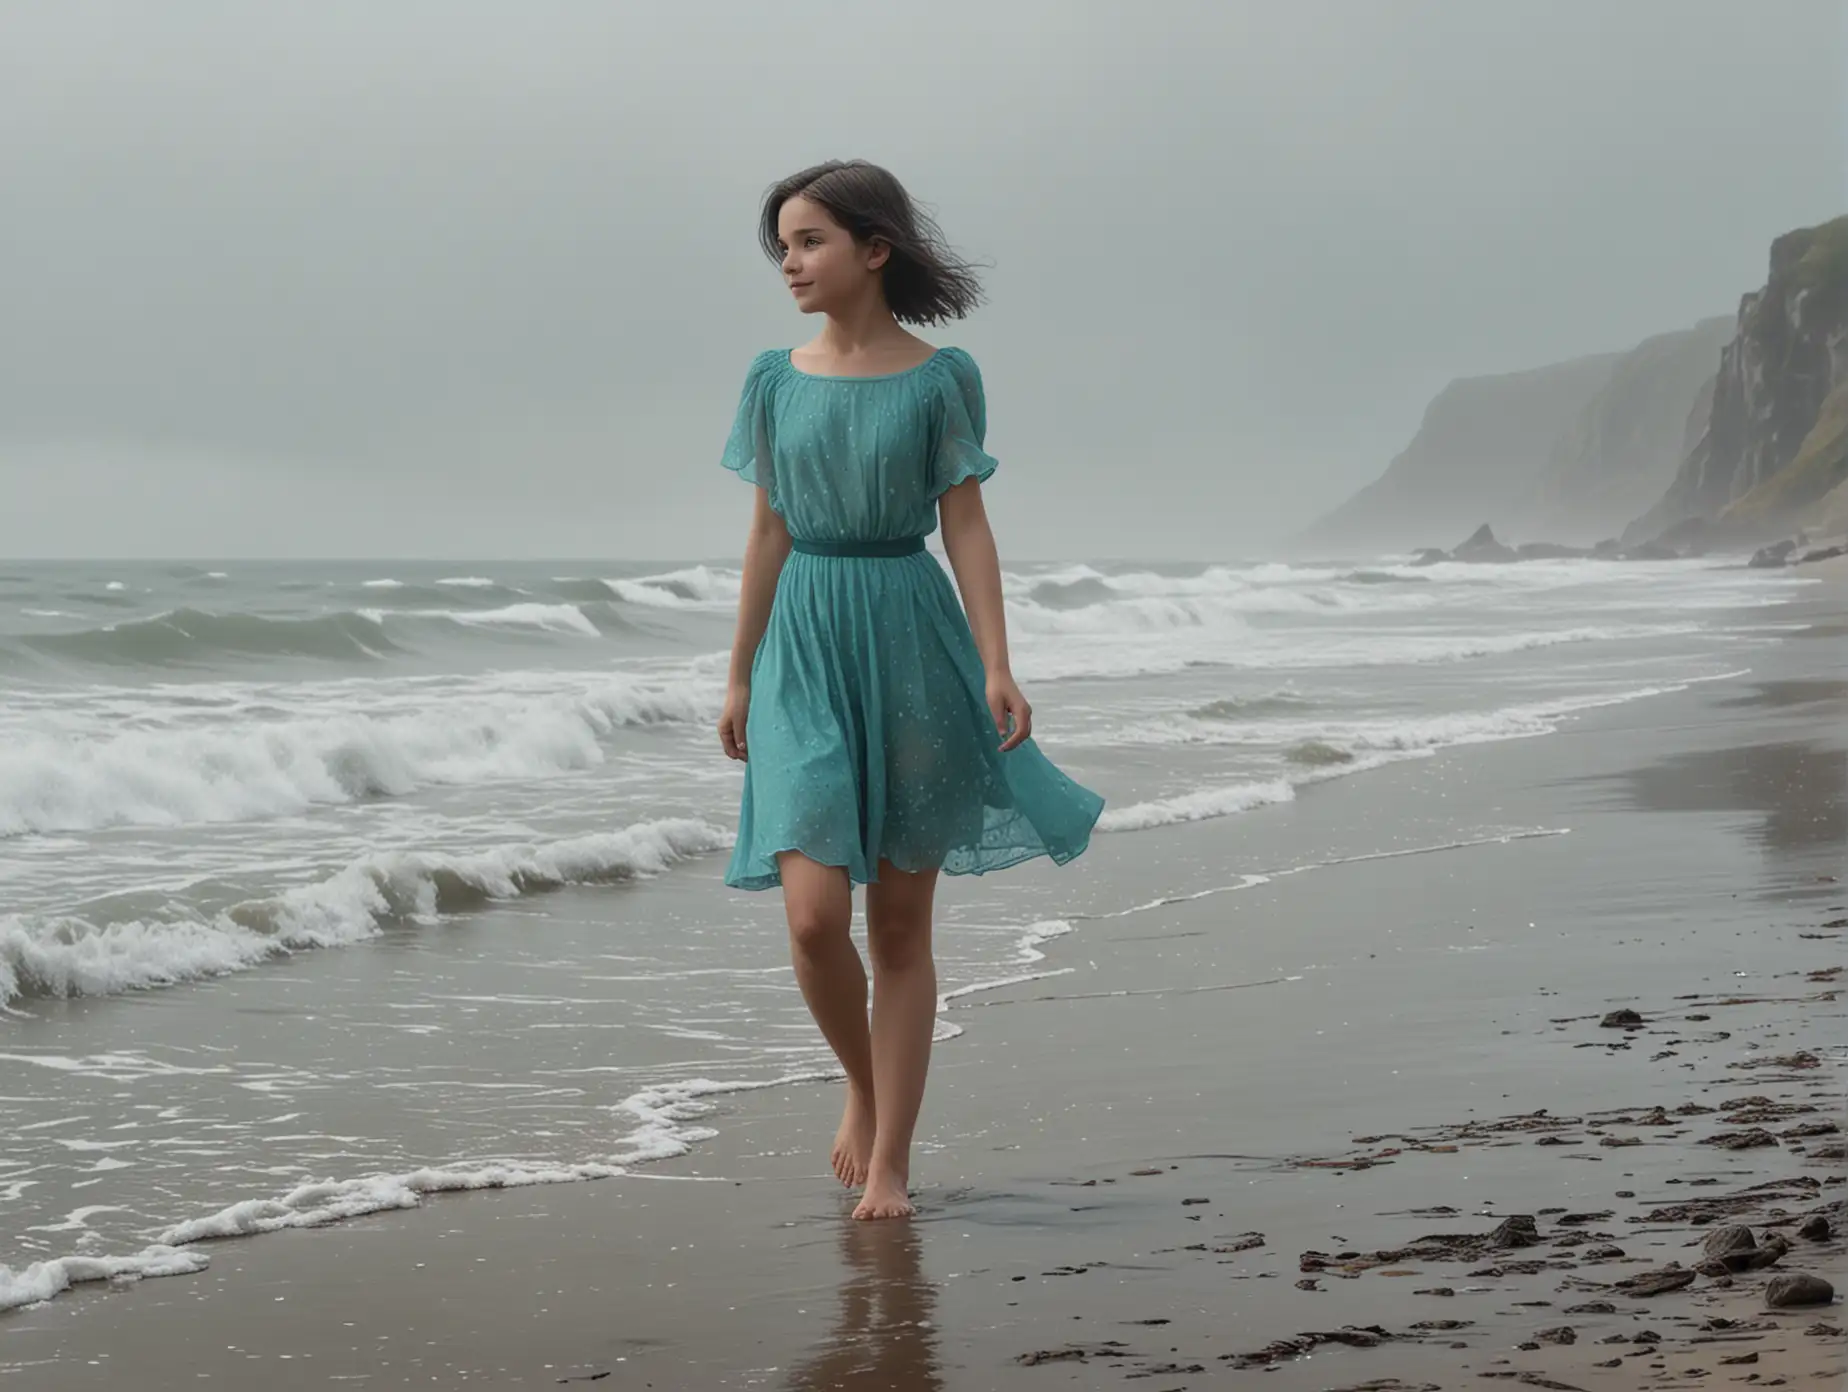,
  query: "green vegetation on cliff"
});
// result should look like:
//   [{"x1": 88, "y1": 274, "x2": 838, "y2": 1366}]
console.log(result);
[
  {"x1": 1724, "y1": 381, "x2": 1848, "y2": 521},
  {"x1": 1631, "y1": 212, "x2": 1848, "y2": 543},
  {"x1": 1784, "y1": 214, "x2": 1848, "y2": 298}
]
